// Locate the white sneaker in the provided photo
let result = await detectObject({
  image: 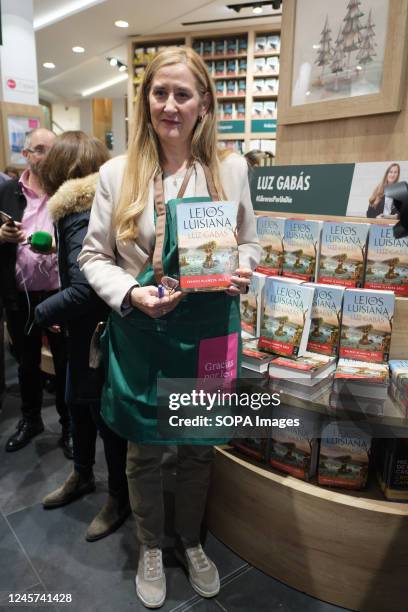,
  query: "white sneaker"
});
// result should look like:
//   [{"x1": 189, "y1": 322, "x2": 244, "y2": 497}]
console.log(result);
[
  {"x1": 135, "y1": 545, "x2": 166, "y2": 609},
  {"x1": 179, "y1": 543, "x2": 220, "y2": 598}
]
